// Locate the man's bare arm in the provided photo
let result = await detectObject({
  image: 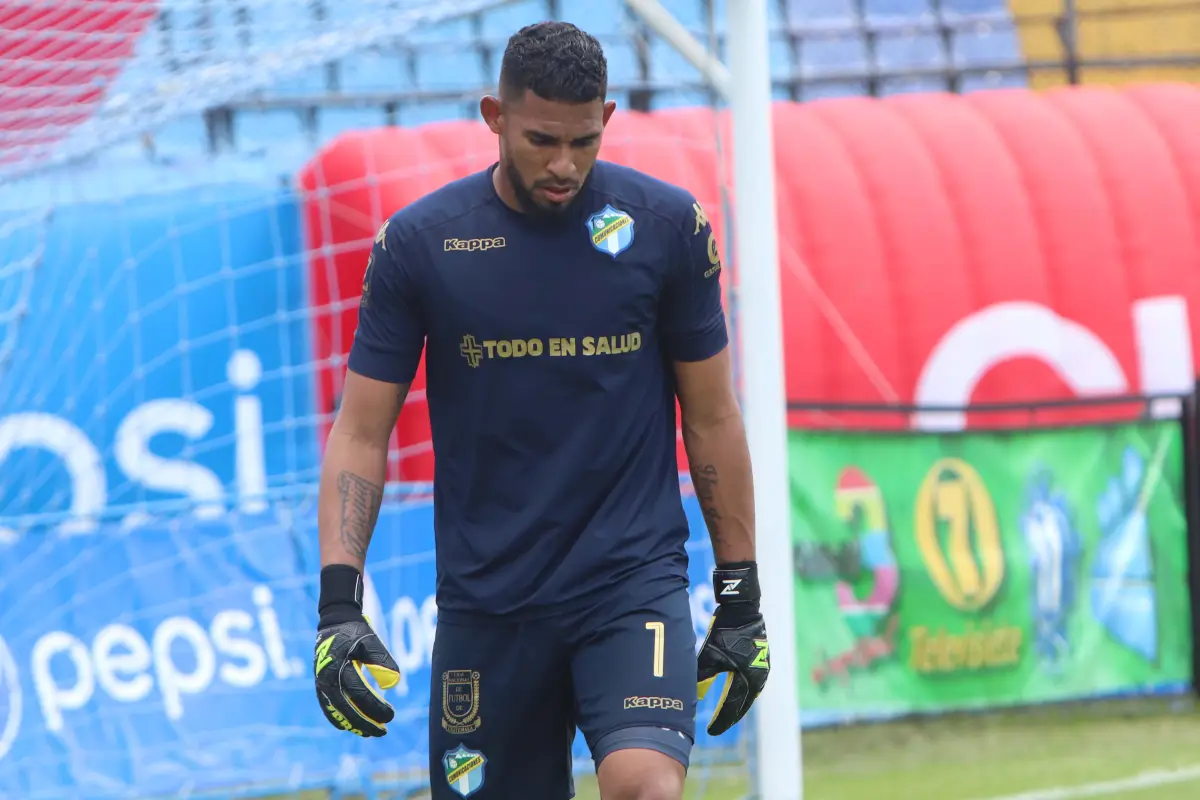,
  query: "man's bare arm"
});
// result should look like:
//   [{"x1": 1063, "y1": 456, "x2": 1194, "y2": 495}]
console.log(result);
[
  {"x1": 318, "y1": 369, "x2": 410, "y2": 570},
  {"x1": 675, "y1": 346, "x2": 755, "y2": 564}
]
